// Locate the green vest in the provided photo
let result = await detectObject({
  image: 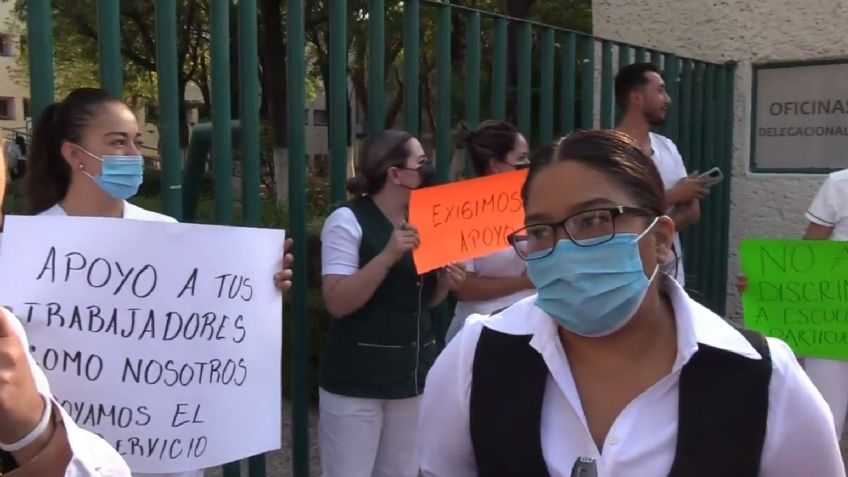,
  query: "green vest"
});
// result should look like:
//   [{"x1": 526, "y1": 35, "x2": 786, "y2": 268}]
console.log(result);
[{"x1": 319, "y1": 197, "x2": 440, "y2": 399}]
